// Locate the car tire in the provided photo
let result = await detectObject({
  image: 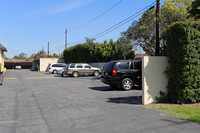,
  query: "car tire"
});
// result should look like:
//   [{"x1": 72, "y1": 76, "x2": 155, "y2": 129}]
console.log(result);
[
  {"x1": 72, "y1": 71, "x2": 79, "y2": 77},
  {"x1": 93, "y1": 71, "x2": 100, "y2": 76},
  {"x1": 0, "y1": 77, "x2": 3, "y2": 85},
  {"x1": 52, "y1": 70, "x2": 57, "y2": 74},
  {"x1": 62, "y1": 71, "x2": 67, "y2": 77},
  {"x1": 122, "y1": 78, "x2": 133, "y2": 91}
]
